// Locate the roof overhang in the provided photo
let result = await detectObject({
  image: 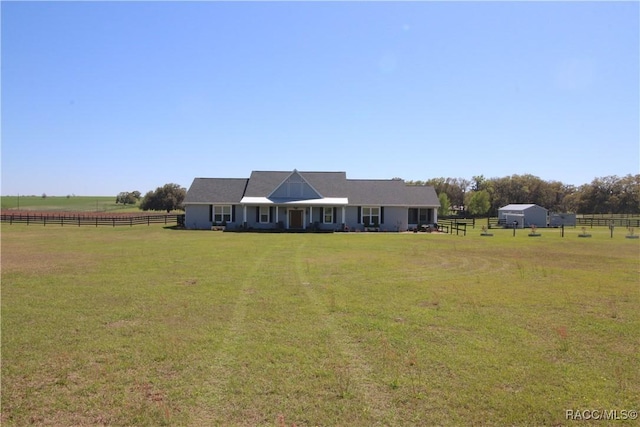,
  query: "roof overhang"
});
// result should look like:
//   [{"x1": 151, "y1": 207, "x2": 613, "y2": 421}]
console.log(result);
[{"x1": 240, "y1": 197, "x2": 349, "y2": 206}]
